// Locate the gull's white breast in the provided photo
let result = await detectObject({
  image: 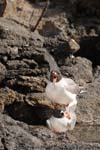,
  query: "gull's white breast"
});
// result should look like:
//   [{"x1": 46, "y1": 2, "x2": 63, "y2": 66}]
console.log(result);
[{"x1": 45, "y1": 79, "x2": 76, "y2": 105}]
